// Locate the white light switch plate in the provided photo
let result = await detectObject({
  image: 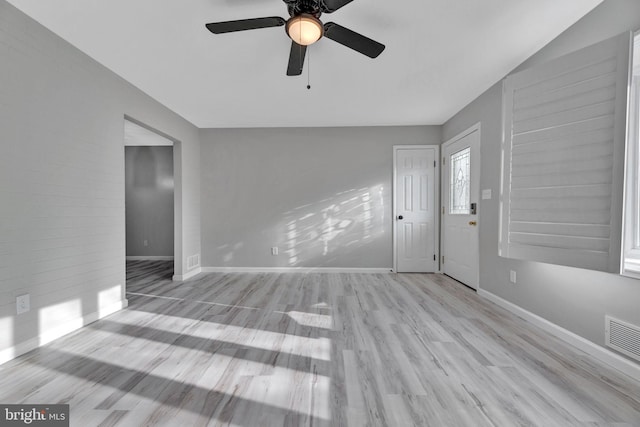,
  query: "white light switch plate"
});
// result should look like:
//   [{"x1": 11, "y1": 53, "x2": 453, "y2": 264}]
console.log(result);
[{"x1": 482, "y1": 189, "x2": 492, "y2": 200}]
